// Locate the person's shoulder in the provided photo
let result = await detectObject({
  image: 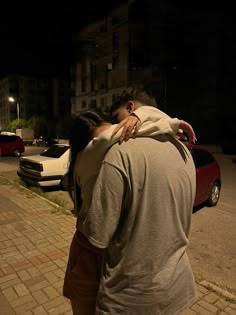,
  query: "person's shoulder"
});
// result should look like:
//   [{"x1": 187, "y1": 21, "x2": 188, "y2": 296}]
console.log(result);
[
  {"x1": 103, "y1": 139, "x2": 128, "y2": 159},
  {"x1": 93, "y1": 125, "x2": 118, "y2": 144},
  {"x1": 105, "y1": 137, "x2": 150, "y2": 158}
]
